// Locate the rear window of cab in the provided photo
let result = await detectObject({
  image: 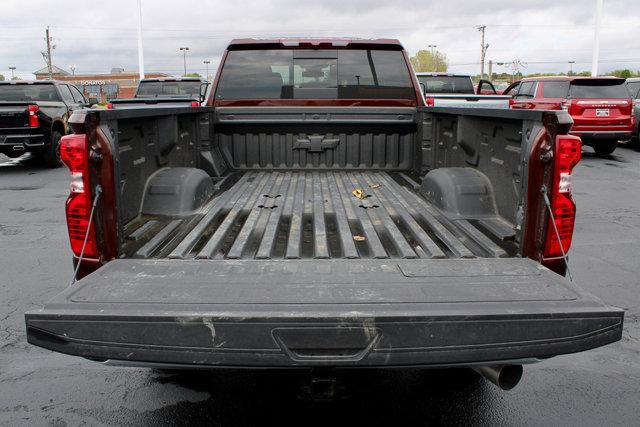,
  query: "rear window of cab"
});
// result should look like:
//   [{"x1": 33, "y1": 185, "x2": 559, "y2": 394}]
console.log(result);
[
  {"x1": 0, "y1": 84, "x2": 61, "y2": 102},
  {"x1": 215, "y1": 48, "x2": 415, "y2": 100}
]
